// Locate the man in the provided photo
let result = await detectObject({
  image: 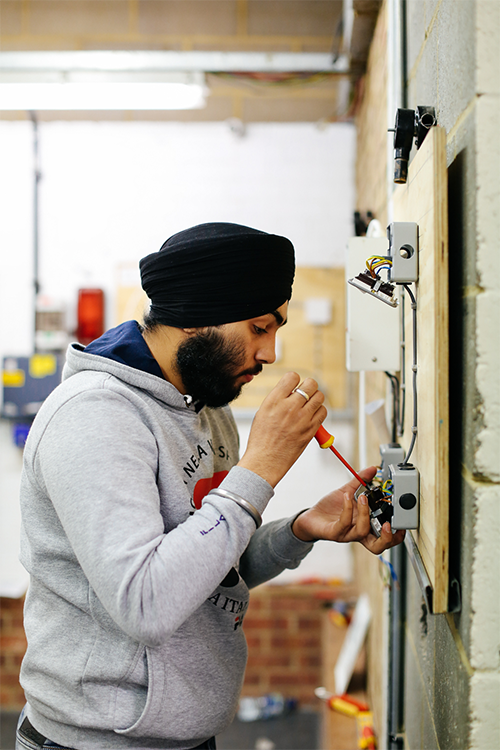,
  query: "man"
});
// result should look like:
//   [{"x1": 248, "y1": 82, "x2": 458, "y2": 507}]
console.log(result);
[{"x1": 17, "y1": 223, "x2": 403, "y2": 750}]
